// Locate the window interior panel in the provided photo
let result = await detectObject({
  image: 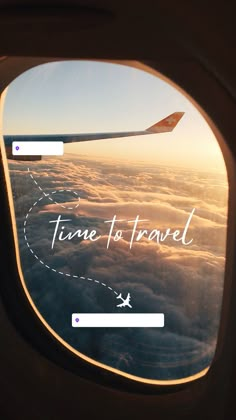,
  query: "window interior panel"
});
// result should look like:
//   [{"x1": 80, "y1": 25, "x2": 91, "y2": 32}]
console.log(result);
[{"x1": 0, "y1": 60, "x2": 228, "y2": 384}]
